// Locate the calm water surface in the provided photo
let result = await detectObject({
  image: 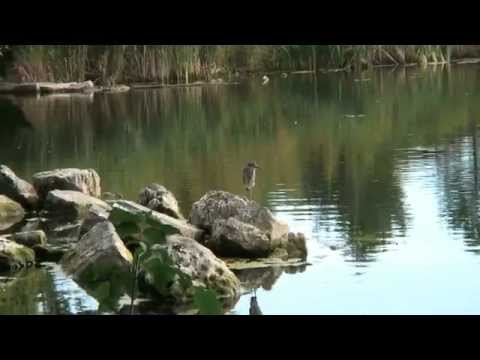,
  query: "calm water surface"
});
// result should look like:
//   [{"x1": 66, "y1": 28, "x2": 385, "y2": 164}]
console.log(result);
[{"x1": 1, "y1": 64, "x2": 480, "y2": 314}]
